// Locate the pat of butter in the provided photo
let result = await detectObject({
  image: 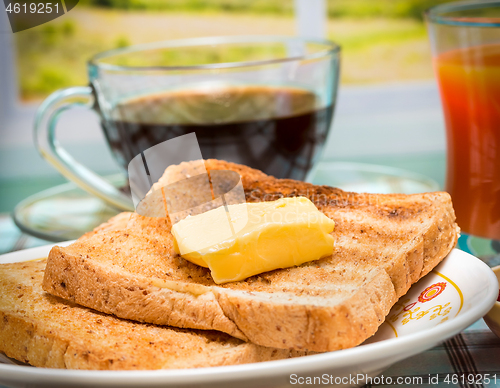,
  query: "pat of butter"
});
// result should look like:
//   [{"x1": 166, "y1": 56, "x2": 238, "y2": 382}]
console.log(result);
[{"x1": 171, "y1": 197, "x2": 334, "y2": 284}]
